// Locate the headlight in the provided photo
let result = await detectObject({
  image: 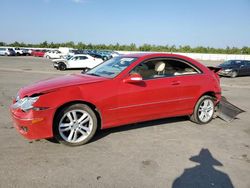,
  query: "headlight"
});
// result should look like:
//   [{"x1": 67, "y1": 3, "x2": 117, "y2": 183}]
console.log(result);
[
  {"x1": 13, "y1": 96, "x2": 39, "y2": 112},
  {"x1": 224, "y1": 69, "x2": 232, "y2": 72}
]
